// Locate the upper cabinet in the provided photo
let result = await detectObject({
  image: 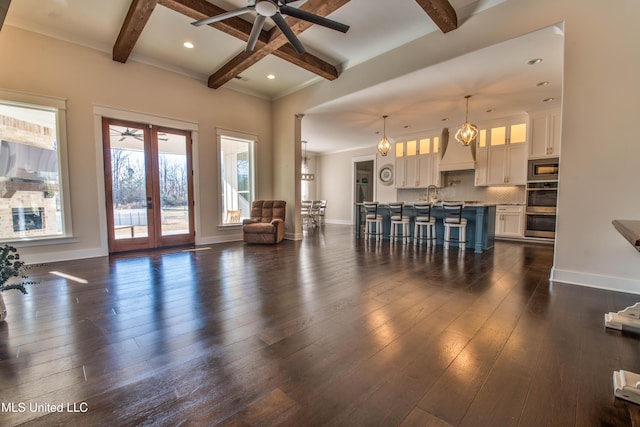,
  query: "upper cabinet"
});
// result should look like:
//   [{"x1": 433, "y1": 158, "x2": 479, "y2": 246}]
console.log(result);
[
  {"x1": 395, "y1": 135, "x2": 440, "y2": 188},
  {"x1": 529, "y1": 109, "x2": 561, "y2": 158},
  {"x1": 475, "y1": 117, "x2": 528, "y2": 186}
]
